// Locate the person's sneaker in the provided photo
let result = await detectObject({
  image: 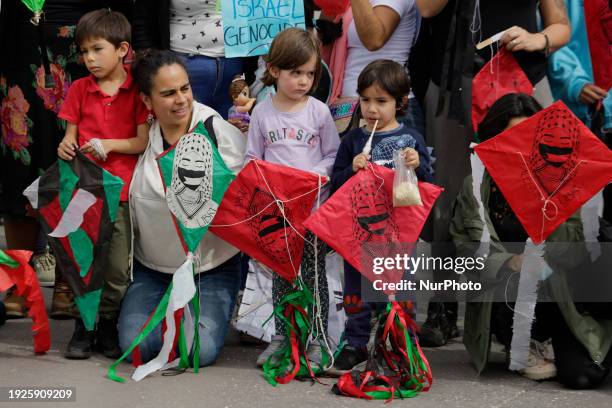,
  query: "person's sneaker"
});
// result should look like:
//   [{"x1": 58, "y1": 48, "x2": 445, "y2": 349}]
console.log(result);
[
  {"x1": 326, "y1": 345, "x2": 368, "y2": 377},
  {"x1": 536, "y1": 339, "x2": 555, "y2": 361},
  {"x1": 516, "y1": 339, "x2": 557, "y2": 381},
  {"x1": 65, "y1": 319, "x2": 94, "y2": 359},
  {"x1": 3, "y1": 287, "x2": 26, "y2": 319},
  {"x1": 95, "y1": 318, "x2": 121, "y2": 359},
  {"x1": 419, "y1": 301, "x2": 459, "y2": 347},
  {"x1": 305, "y1": 341, "x2": 329, "y2": 372},
  {"x1": 31, "y1": 247, "x2": 55, "y2": 288},
  {"x1": 50, "y1": 281, "x2": 74, "y2": 319},
  {"x1": 256, "y1": 335, "x2": 286, "y2": 367}
]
